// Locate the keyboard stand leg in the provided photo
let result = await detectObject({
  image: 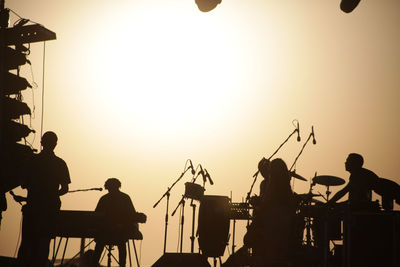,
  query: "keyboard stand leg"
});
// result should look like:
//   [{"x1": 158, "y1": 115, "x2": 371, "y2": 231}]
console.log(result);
[
  {"x1": 61, "y1": 237, "x2": 69, "y2": 265},
  {"x1": 132, "y1": 240, "x2": 140, "y2": 267},
  {"x1": 127, "y1": 240, "x2": 132, "y2": 267},
  {"x1": 51, "y1": 237, "x2": 64, "y2": 265}
]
